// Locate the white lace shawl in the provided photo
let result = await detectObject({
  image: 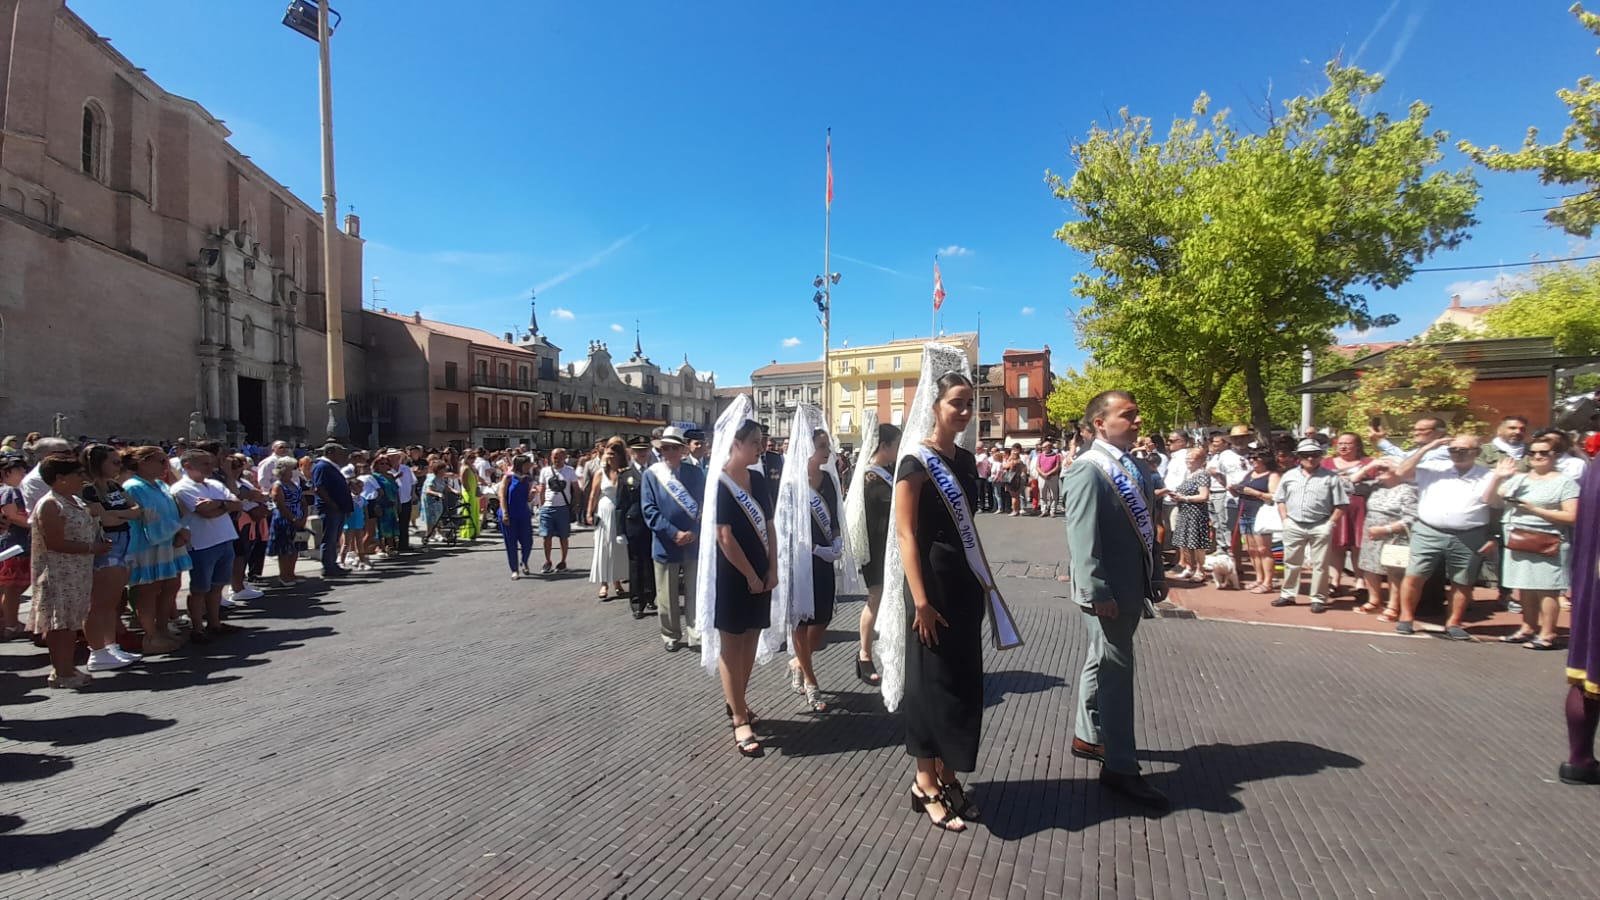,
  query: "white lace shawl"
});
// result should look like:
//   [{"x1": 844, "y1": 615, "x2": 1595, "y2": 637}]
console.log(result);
[
  {"x1": 877, "y1": 343, "x2": 974, "y2": 712},
  {"x1": 694, "y1": 395, "x2": 788, "y2": 673},
  {"x1": 774, "y1": 403, "x2": 828, "y2": 628},
  {"x1": 842, "y1": 409, "x2": 881, "y2": 575}
]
